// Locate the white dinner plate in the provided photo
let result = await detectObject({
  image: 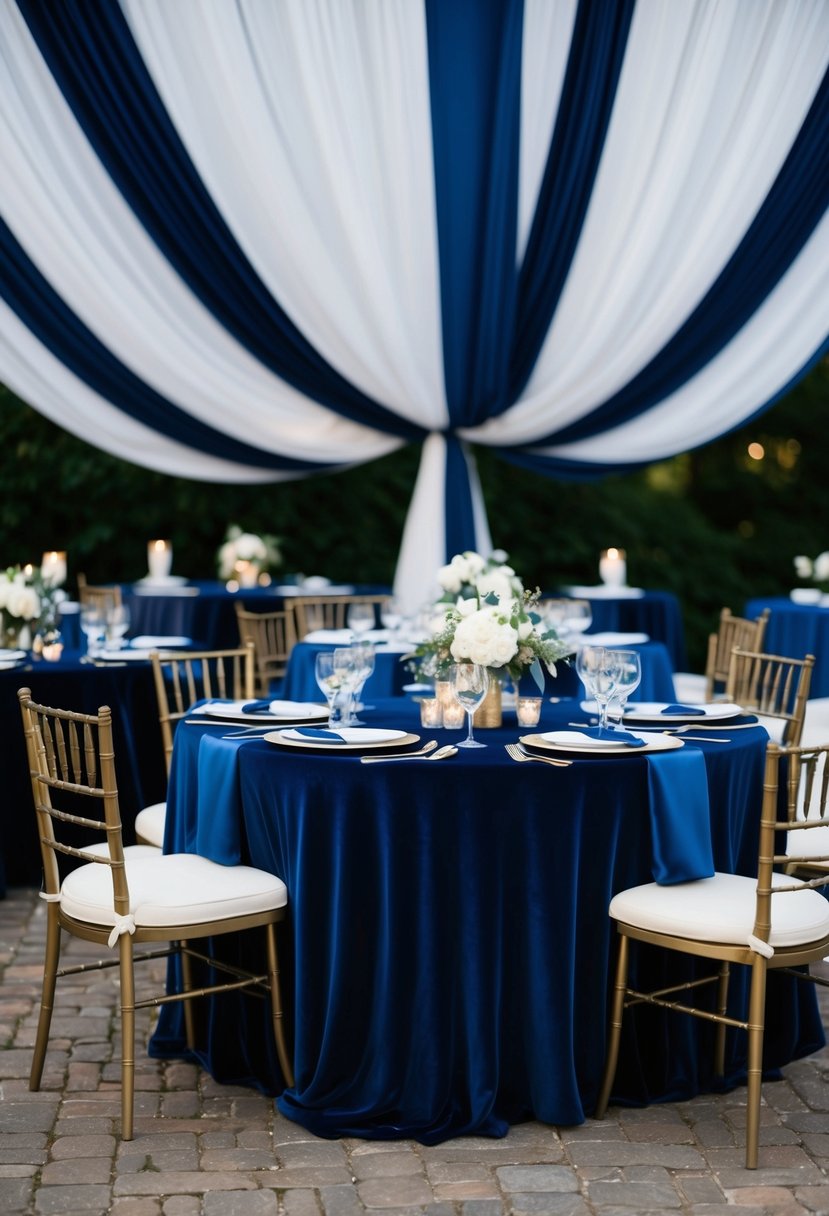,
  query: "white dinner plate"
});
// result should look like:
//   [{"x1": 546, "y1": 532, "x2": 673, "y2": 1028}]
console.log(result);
[
  {"x1": 622, "y1": 701, "x2": 743, "y2": 723},
  {"x1": 523, "y1": 730, "x2": 683, "y2": 755},
  {"x1": 266, "y1": 727, "x2": 420, "y2": 752},
  {"x1": 0, "y1": 649, "x2": 26, "y2": 662},
  {"x1": 129, "y1": 635, "x2": 192, "y2": 649},
  {"x1": 200, "y1": 699, "x2": 328, "y2": 722},
  {"x1": 135, "y1": 575, "x2": 189, "y2": 587},
  {"x1": 95, "y1": 649, "x2": 154, "y2": 661},
  {"x1": 403, "y1": 683, "x2": 433, "y2": 694}
]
